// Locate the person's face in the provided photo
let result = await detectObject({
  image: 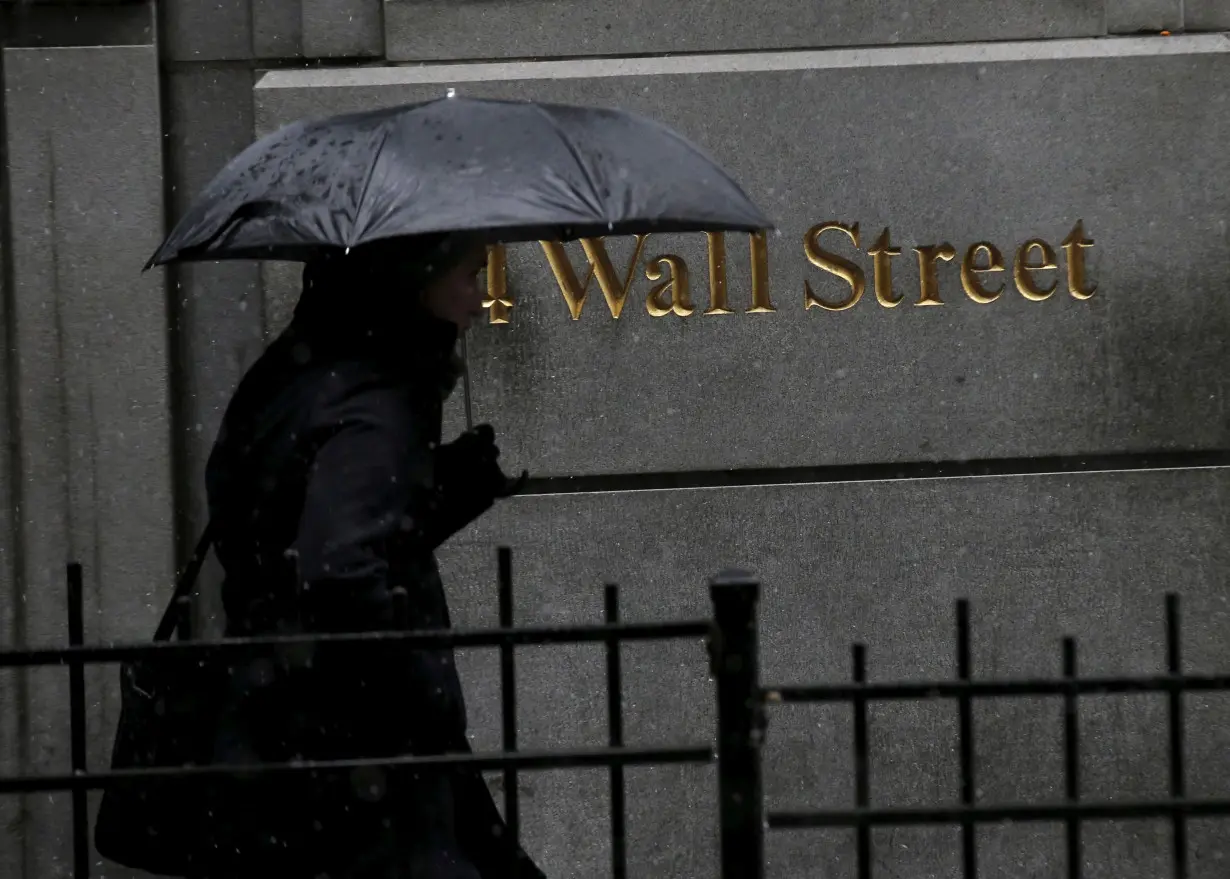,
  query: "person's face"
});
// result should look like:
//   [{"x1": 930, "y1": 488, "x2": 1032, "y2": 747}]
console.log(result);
[{"x1": 419, "y1": 242, "x2": 488, "y2": 331}]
